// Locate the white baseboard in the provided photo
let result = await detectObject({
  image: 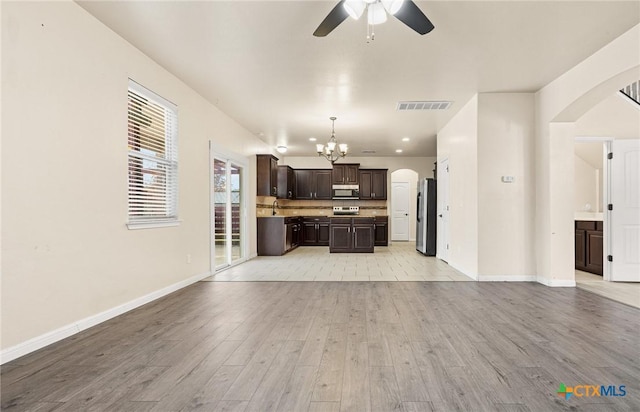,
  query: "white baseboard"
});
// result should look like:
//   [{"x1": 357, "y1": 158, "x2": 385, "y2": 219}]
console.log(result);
[
  {"x1": 536, "y1": 277, "x2": 576, "y2": 287},
  {"x1": 477, "y1": 275, "x2": 537, "y2": 282},
  {"x1": 0, "y1": 271, "x2": 212, "y2": 365}
]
